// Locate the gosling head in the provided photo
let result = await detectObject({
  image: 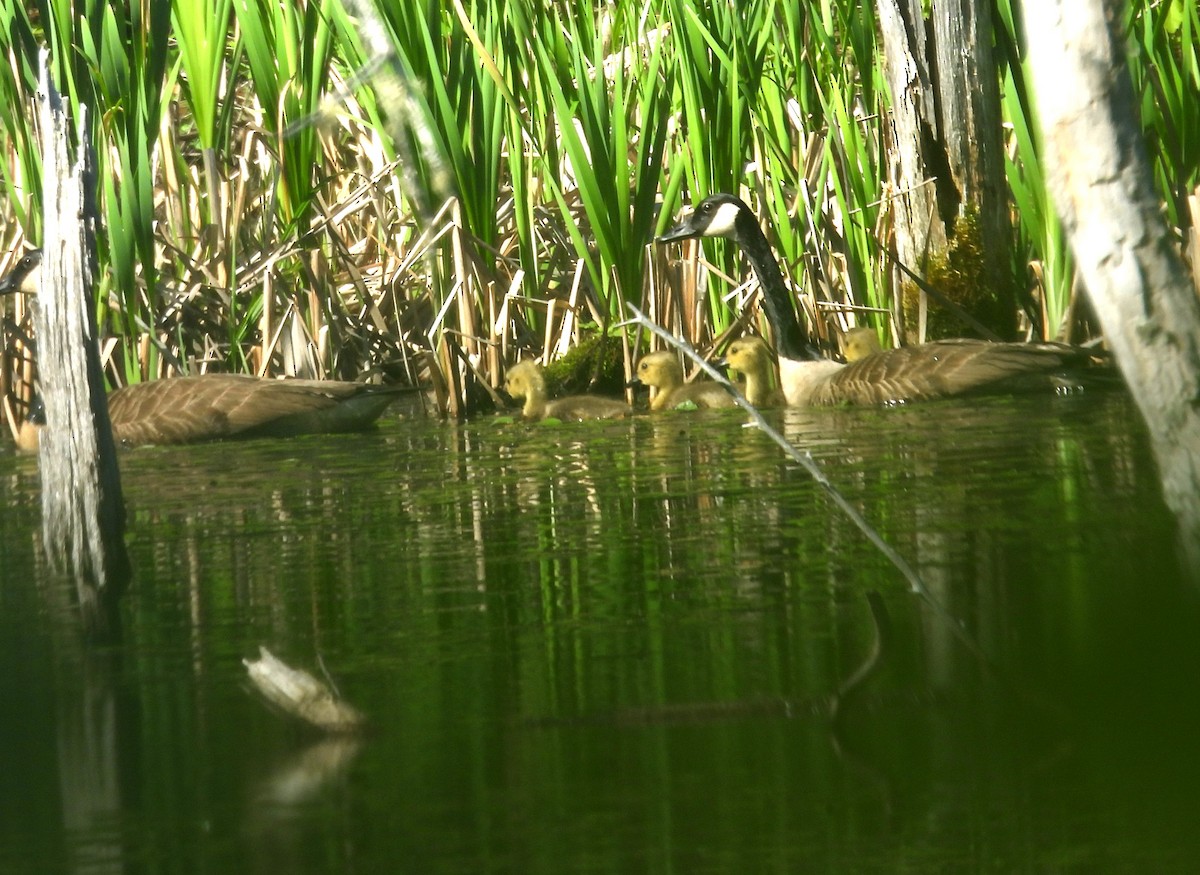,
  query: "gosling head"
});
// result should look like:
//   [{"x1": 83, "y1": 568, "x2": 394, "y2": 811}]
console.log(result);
[
  {"x1": 629, "y1": 351, "x2": 684, "y2": 390},
  {"x1": 0, "y1": 248, "x2": 42, "y2": 296},
  {"x1": 657, "y1": 194, "x2": 752, "y2": 243},
  {"x1": 503, "y1": 360, "x2": 545, "y2": 400},
  {"x1": 843, "y1": 326, "x2": 882, "y2": 363},
  {"x1": 724, "y1": 335, "x2": 773, "y2": 372}
]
